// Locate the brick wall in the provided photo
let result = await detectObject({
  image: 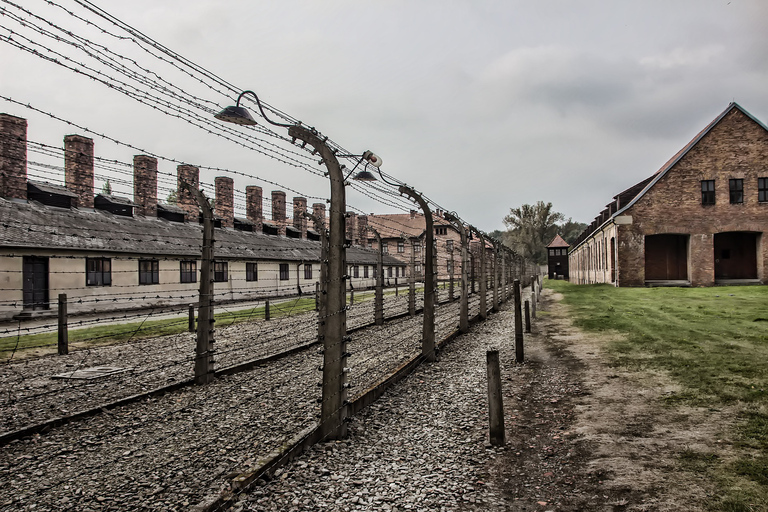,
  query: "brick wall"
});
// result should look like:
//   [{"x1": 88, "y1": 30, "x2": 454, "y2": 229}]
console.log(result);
[
  {"x1": 0, "y1": 113, "x2": 27, "y2": 200},
  {"x1": 64, "y1": 134, "x2": 94, "y2": 208},
  {"x1": 215, "y1": 176, "x2": 234, "y2": 228}
]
